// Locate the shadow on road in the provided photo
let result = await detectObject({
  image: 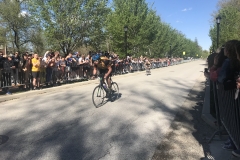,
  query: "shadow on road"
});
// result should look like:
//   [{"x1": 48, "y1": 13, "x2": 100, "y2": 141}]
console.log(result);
[
  {"x1": 0, "y1": 68, "x2": 213, "y2": 159},
  {"x1": 152, "y1": 78, "x2": 214, "y2": 160},
  {"x1": 0, "y1": 135, "x2": 9, "y2": 145}
]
